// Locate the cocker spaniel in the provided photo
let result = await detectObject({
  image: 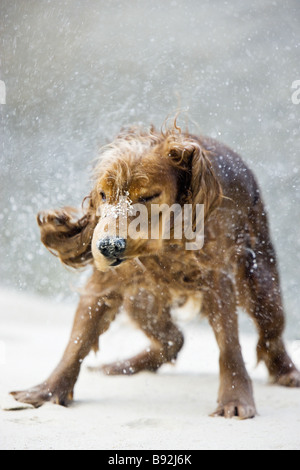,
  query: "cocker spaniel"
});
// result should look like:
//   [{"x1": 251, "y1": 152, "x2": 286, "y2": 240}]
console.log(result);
[{"x1": 11, "y1": 122, "x2": 300, "y2": 419}]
